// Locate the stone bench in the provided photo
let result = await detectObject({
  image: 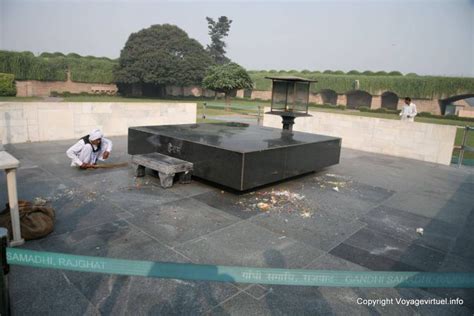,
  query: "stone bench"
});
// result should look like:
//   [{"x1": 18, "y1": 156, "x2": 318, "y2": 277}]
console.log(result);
[{"x1": 132, "y1": 153, "x2": 193, "y2": 188}]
